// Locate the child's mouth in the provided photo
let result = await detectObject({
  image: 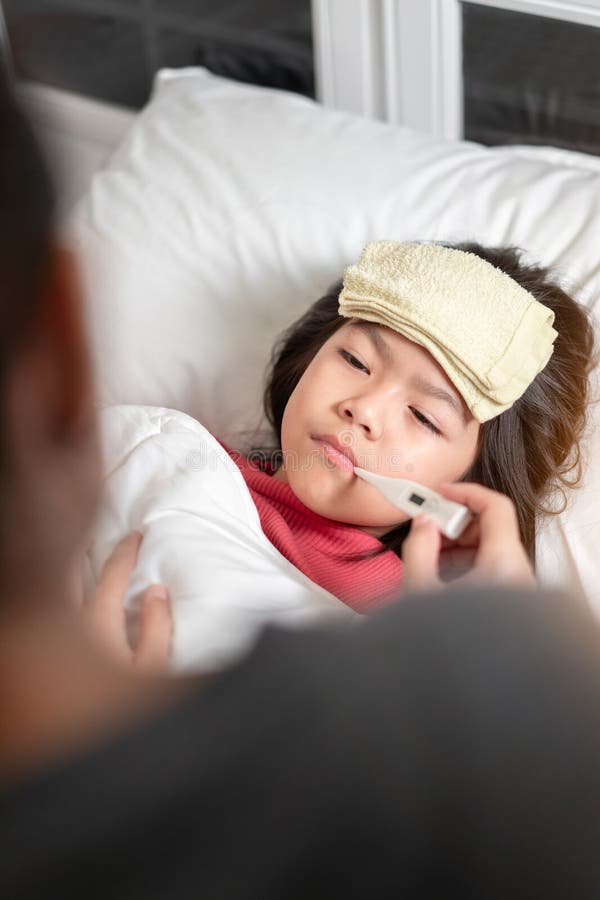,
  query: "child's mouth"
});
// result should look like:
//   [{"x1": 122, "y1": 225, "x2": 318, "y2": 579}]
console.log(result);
[{"x1": 313, "y1": 437, "x2": 356, "y2": 475}]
